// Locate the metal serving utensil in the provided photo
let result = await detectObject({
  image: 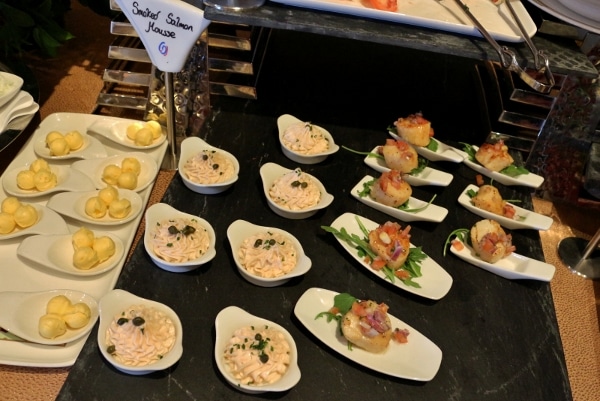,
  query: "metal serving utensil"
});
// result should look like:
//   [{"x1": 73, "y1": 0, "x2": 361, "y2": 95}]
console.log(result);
[{"x1": 453, "y1": 0, "x2": 555, "y2": 94}]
